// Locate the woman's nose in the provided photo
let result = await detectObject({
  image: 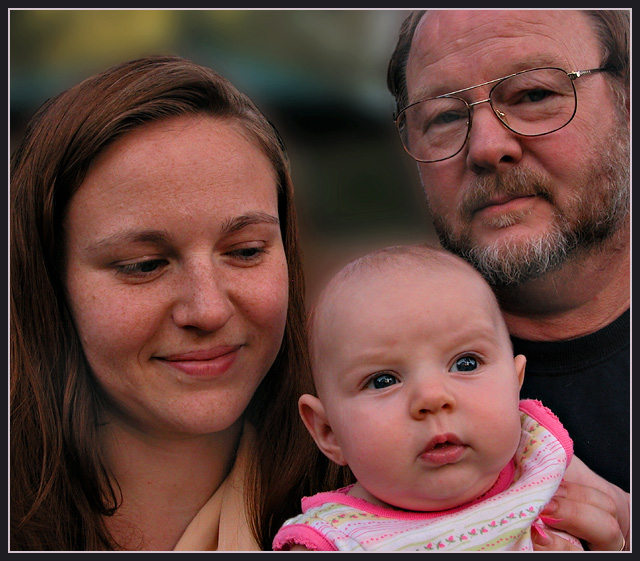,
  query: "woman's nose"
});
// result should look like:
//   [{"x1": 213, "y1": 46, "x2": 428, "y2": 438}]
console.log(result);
[
  {"x1": 171, "y1": 264, "x2": 234, "y2": 333},
  {"x1": 465, "y1": 103, "x2": 523, "y2": 173},
  {"x1": 410, "y1": 375, "x2": 456, "y2": 419}
]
